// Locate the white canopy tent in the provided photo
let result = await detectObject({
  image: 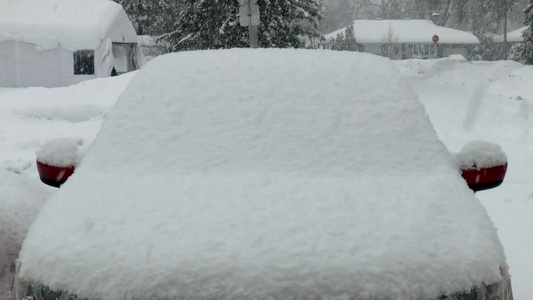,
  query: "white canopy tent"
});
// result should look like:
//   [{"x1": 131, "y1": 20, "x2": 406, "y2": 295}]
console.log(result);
[{"x1": 0, "y1": 0, "x2": 142, "y2": 88}]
